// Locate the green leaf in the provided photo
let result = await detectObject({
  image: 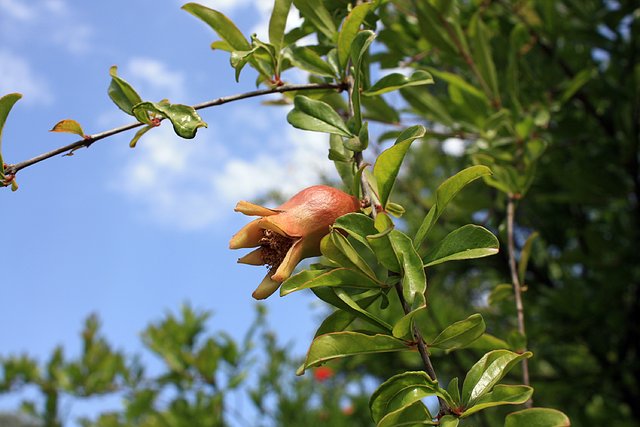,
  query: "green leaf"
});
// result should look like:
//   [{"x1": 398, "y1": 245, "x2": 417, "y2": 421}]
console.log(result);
[
  {"x1": 560, "y1": 68, "x2": 594, "y2": 104},
  {"x1": 129, "y1": 124, "x2": 154, "y2": 148},
  {"x1": 378, "y1": 401, "x2": 436, "y2": 427},
  {"x1": 337, "y1": 3, "x2": 373, "y2": 70},
  {"x1": 370, "y1": 371, "x2": 440, "y2": 424},
  {"x1": 314, "y1": 291, "x2": 381, "y2": 337},
  {"x1": 298, "y1": 331, "x2": 409, "y2": 374},
  {"x1": 286, "y1": 46, "x2": 336, "y2": 77},
  {"x1": 461, "y1": 350, "x2": 533, "y2": 406},
  {"x1": 268, "y1": 0, "x2": 292, "y2": 52},
  {"x1": 108, "y1": 66, "x2": 143, "y2": 116},
  {"x1": 423, "y1": 225, "x2": 499, "y2": 266},
  {"x1": 311, "y1": 288, "x2": 390, "y2": 333},
  {"x1": 182, "y1": 3, "x2": 250, "y2": 51},
  {"x1": 373, "y1": 125, "x2": 426, "y2": 207},
  {"x1": 292, "y1": 0, "x2": 337, "y2": 40},
  {"x1": 132, "y1": 102, "x2": 207, "y2": 139},
  {"x1": 461, "y1": 385, "x2": 533, "y2": 417},
  {"x1": 230, "y1": 48, "x2": 258, "y2": 82},
  {"x1": 505, "y1": 408, "x2": 571, "y2": 427},
  {"x1": 428, "y1": 68, "x2": 490, "y2": 106},
  {"x1": 334, "y1": 288, "x2": 392, "y2": 333},
  {"x1": 0, "y1": 93, "x2": 21, "y2": 180},
  {"x1": 350, "y1": 30, "x2": 376, "y2": 130},
  {"x1": 364, "y1": 70, "x2": 434, "y2": 96},
  {"x1": 439, "y1": 415, "x2": 460, "y2": 427},
  {"x1": 392, "y1": 306, "x2": 428, "y2": 340},
  {"x1": 320, "y1": 231, "x2": 378, "y2": 280},
  {"x1": 280, "y1": 267, "x2": 379, "y2": 296},
  {"x1": 518, "y1": 231, "x2": 539, "y2": 285},
  {"x1": 287, "y1": 96, "x2": 352, "y2": 137},
  {"x1": 389, "y1": 230, "x2": 426, "y2": 309},
  {"x1": 469, "y1": 13, "x2": 499, "y2": 100},
  {"x1": 465, "y1": 333, "x2": 510, "y2": 352},
  {"x1": 50, "y1": 119, "x2": 86, "y2": 137},
  {"x1": 414, "y1": 165, "x2": 492, "y2": 247},
  {"x1": 446, "y1": 377, "x2": 461, "y2": 407},
  {"x1": 488, "y1": 284, "x2": 513, "y2": 306},
  {"x1": 431, "y1": 313, "x2": 486, "y2": 351}
]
